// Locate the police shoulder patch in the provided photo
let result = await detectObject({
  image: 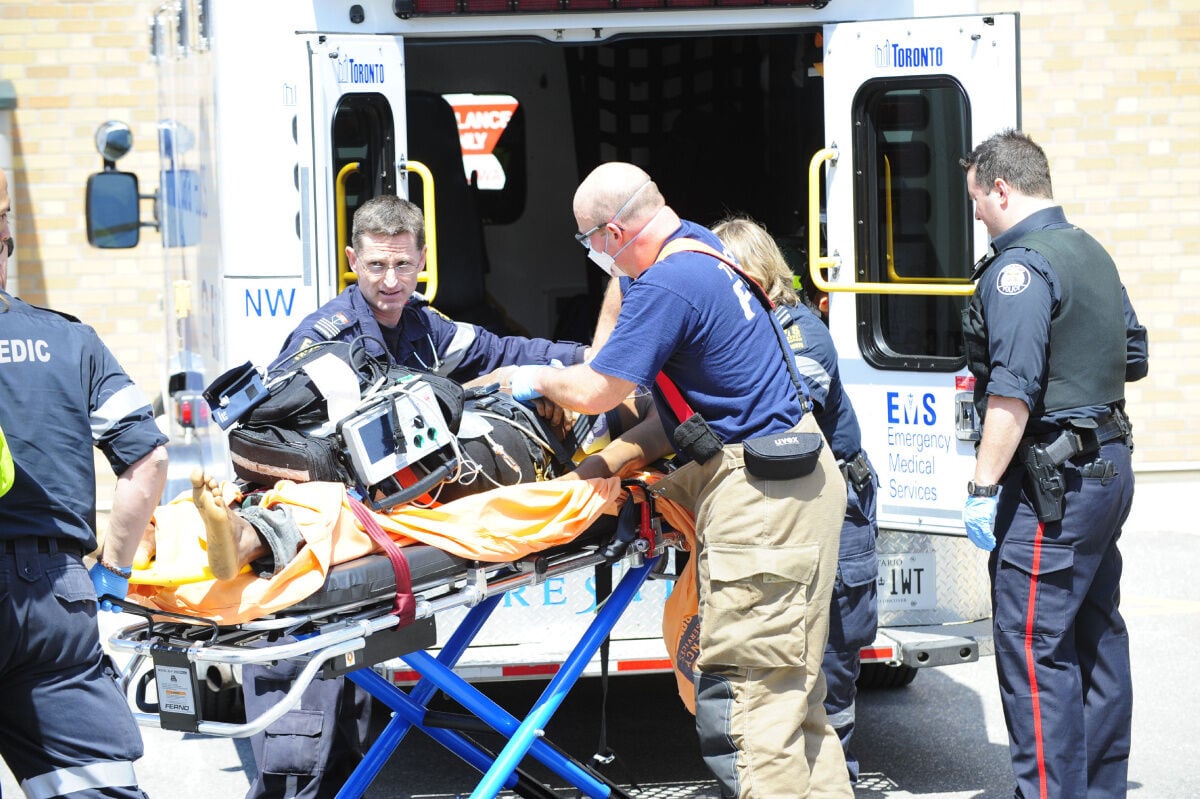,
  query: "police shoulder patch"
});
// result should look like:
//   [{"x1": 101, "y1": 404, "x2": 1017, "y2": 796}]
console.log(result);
[{"x1": 995, "y1": 263, "x2": 1031, "y2": 296}]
